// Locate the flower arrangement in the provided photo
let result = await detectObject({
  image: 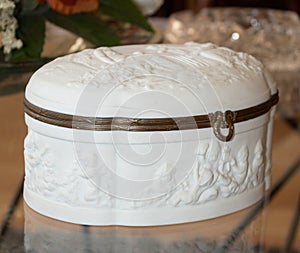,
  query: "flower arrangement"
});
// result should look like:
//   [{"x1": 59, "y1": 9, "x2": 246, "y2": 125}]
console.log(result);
[{"x1": 0, "y1": 0, "x2": 157, "y2": 62}]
